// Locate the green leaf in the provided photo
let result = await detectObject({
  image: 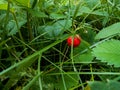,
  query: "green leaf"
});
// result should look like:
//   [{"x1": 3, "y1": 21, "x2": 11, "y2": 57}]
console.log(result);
[
  {"x1": 108, "y1": 80, "x2": 120, "y2": 90},
  {"x1": 55, "y1": 74, "x2": 79, "y2": 90},
  {"x1": 88, "y1": 81, "x2": 107, "y2": 90},
  {"x1": 13, "y1": 0, "x2": 30, "y2": 7},
  {"x1": 0, "y1": 3, "x2": 14, "y2": 12},
  {"x1": 7, "y1": 20, "x2": 27, "y2": 36},
  {"x1": 95, "y1": 22, "x2": 120, "y2": 39},
  {"x1": 74, "y1": 52, "x2": 94, "y2": 63},
  {"x1": 91, "y1": 10, "x2": 108, "y2": 16},
  {"x1": 79, "y1": 28, "x2": 96, "y2": 44},
  {"x1": 42, "y1": 74, "x2": 79, "y2": 90},
  {"x1": 0, "y1": 0, "x2": 7, "y2": 4},
  {"x1": 92, "y1": 39, "x2": 120, "y2": 67},
  {"x1": 39, "y1": 19, "x2": 72, "y2": 39},
  {"x1": 7, "y1": 20, "x2": 16, "y2": 35},
  {"x1": 53, "y1": 19, "x2": 72, "y2": 32},
  {"x1": 0, "y1": 4, "x2": 7, "y2": 10},
  {"x1": 84, "y1": 0, "x2": 101, "y2": 9},
  {"x1": 70, "y1": 5, "x2": 108, "y2": 17},
  {"x1": 70, "y1": 6, "x2": 91, "y2": 17},
  {"x1": 0, "y1": 0, "x2": 8, "y2": 10},
  {"x1": 50, "y1": 13, "x2": 66, "y2": 19},
  {"x1": 88, "y1": 80, "x2": 120, "y2": 90},
  {"x1": 28, "y1": 9, "x2": 48, "y2": 18}
]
